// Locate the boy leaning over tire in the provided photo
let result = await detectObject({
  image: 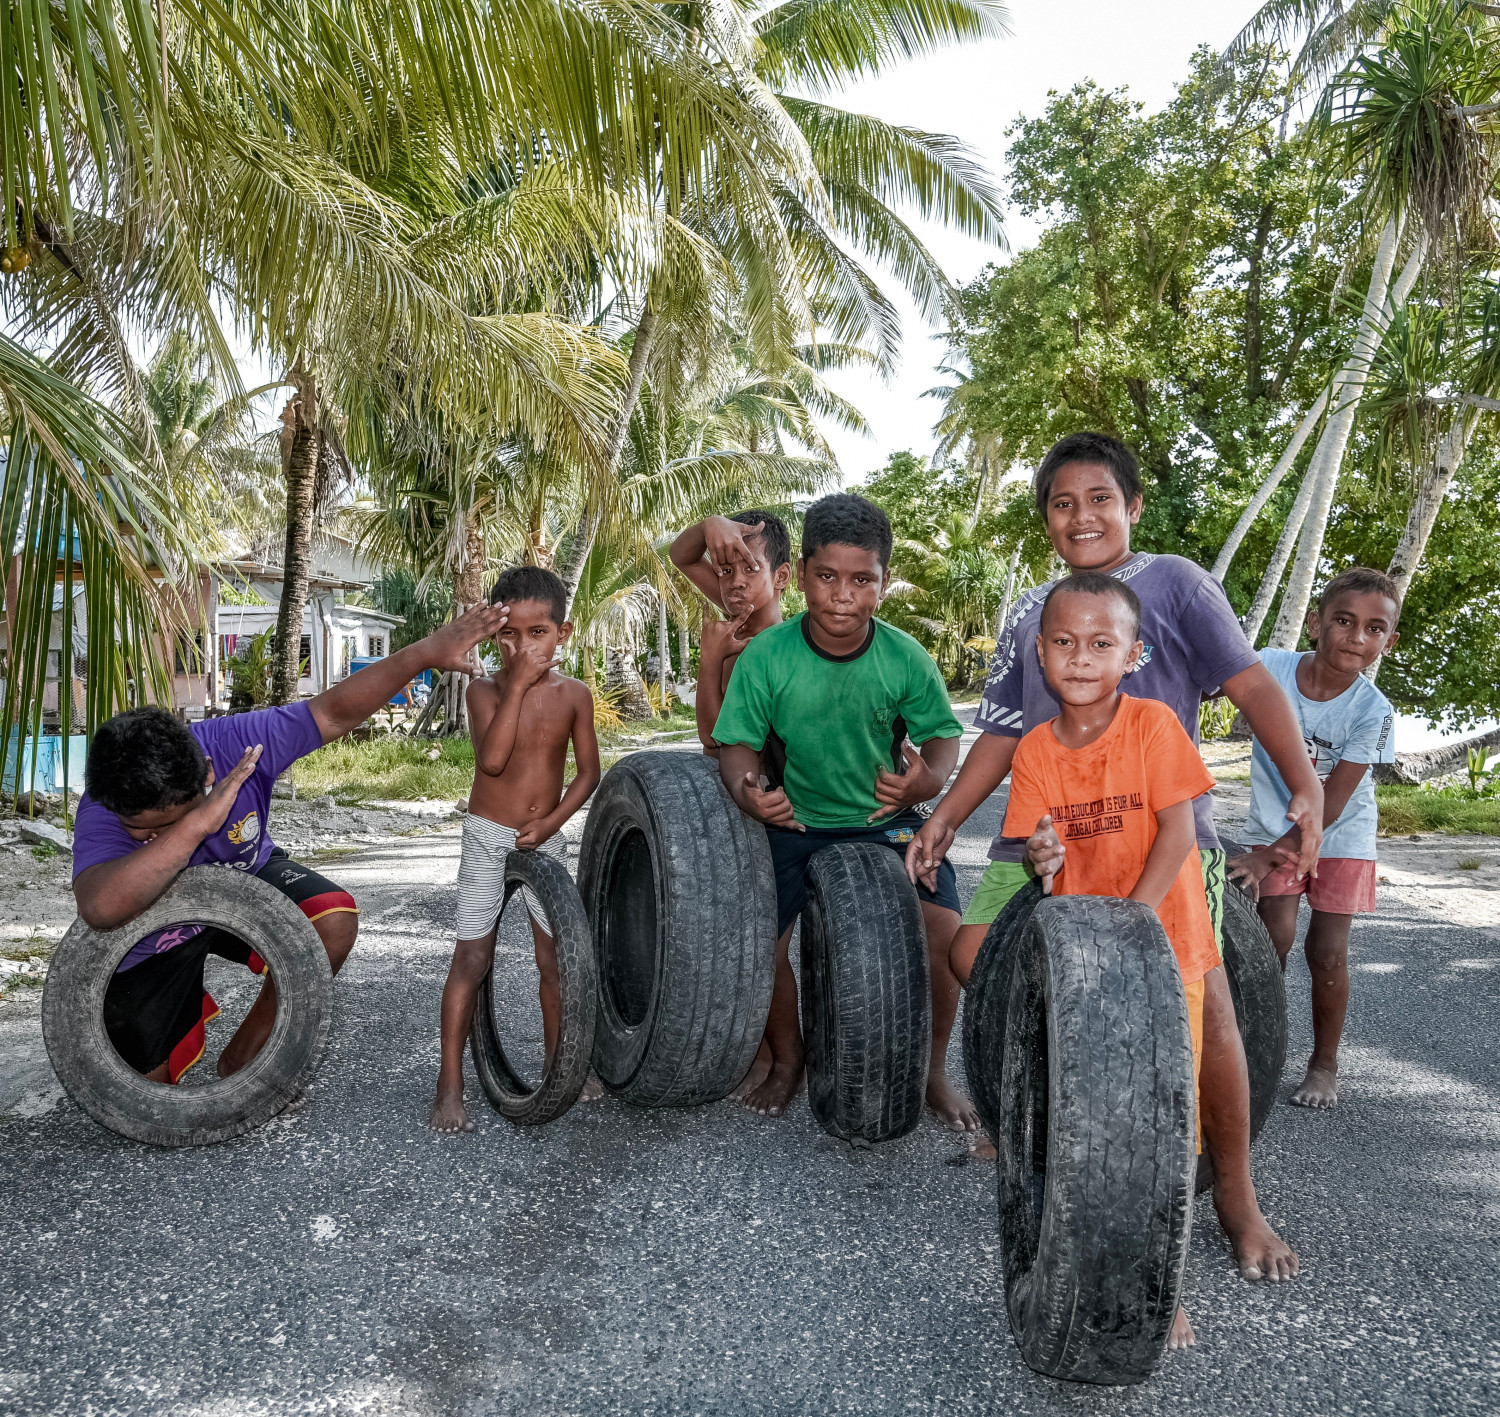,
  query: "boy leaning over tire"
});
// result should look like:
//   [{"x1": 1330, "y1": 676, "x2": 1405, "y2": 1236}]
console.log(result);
[
  {"x1": 1230, "y1": 567, "x2": 1400, "y2": 1112},
  {"x1": 1005, "y1": 573, "x2": 1219, "y2": 1352},
  {"x1": 711, "y1": 493, "x2": 976, "y2": 1131},
  {"x1": 71, "y1": 602, "x2": 511, "y2": 1087},
  {"x1": 907, "y1": 432, "x2": 1311, "y2": 1285},
  {"x1": 669, "y1": 510, "x2": 793, "y2": 756}
]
